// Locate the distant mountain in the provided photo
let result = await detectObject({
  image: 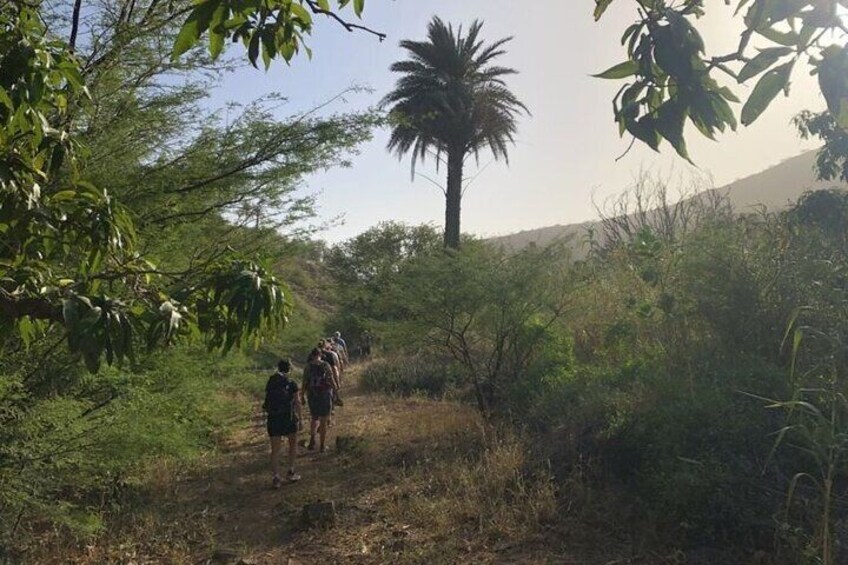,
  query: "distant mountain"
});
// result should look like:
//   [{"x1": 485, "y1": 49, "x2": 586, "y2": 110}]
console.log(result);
[{"x1": 488, "y1": 150, "x2": 847, "y2": 253}]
